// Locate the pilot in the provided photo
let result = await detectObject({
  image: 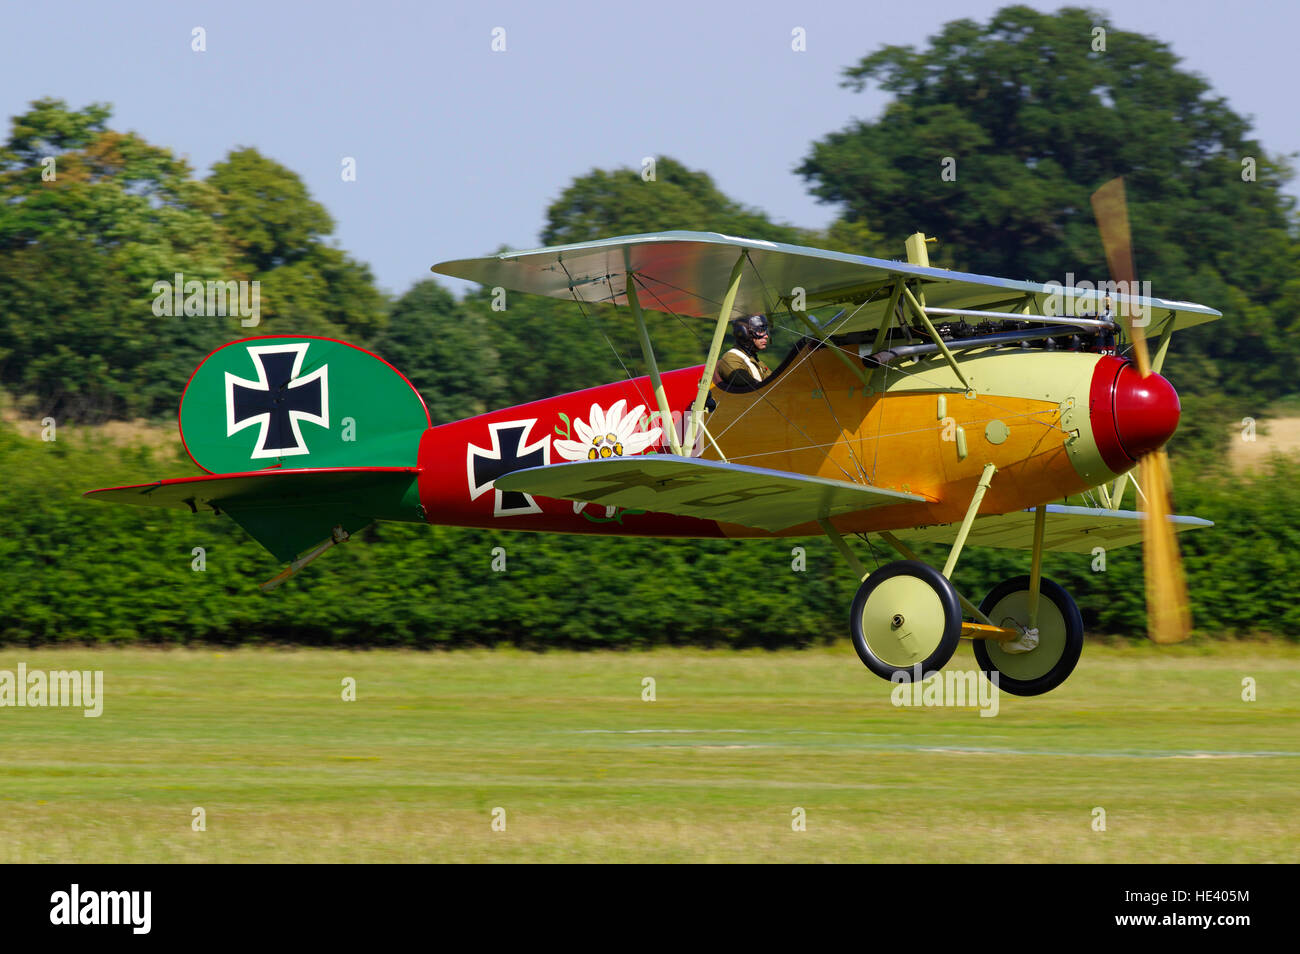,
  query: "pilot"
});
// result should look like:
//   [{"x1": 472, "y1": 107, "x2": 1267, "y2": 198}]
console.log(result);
[{"x1": 713, "y1": 314, "x2": 772, "y2": 389}]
